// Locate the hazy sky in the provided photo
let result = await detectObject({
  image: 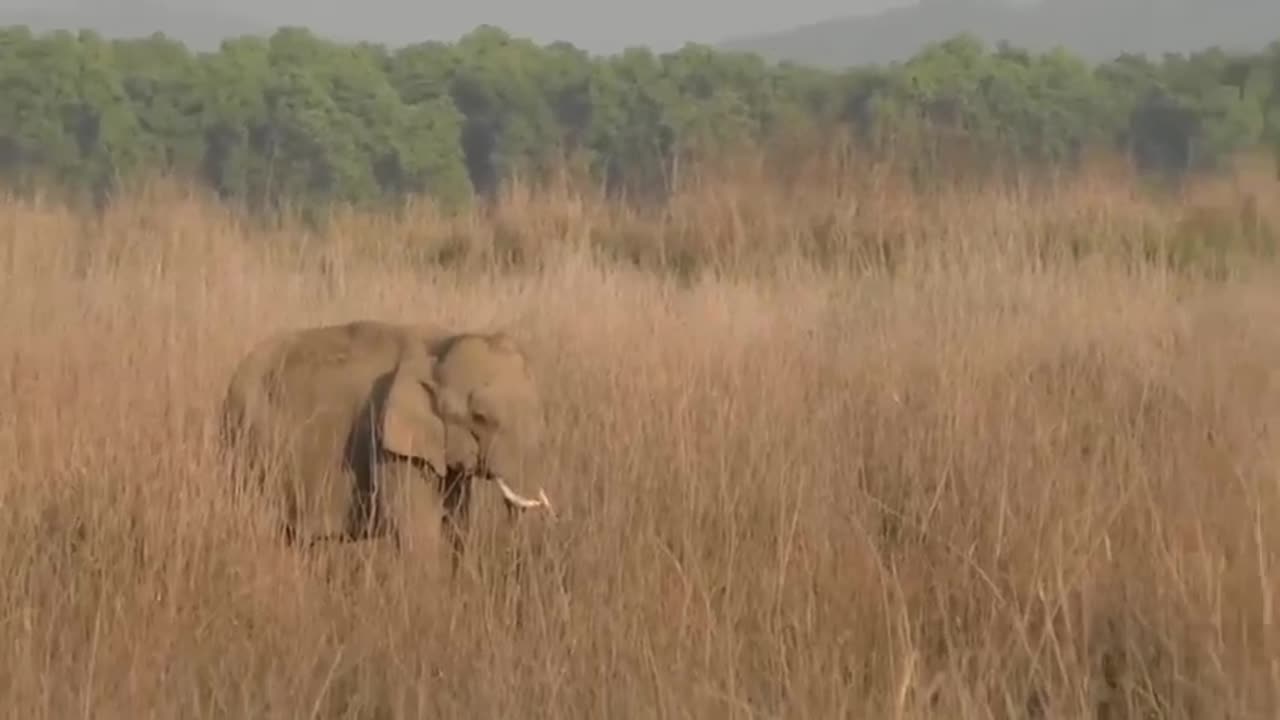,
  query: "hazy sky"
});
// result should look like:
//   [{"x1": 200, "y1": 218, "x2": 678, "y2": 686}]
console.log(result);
[
  {"x1": 19, "y1": 0, "x2": 914, "y2": 53},
  {"x1": 242, "y1": 0, "x2": 913, "y2": 52}
]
